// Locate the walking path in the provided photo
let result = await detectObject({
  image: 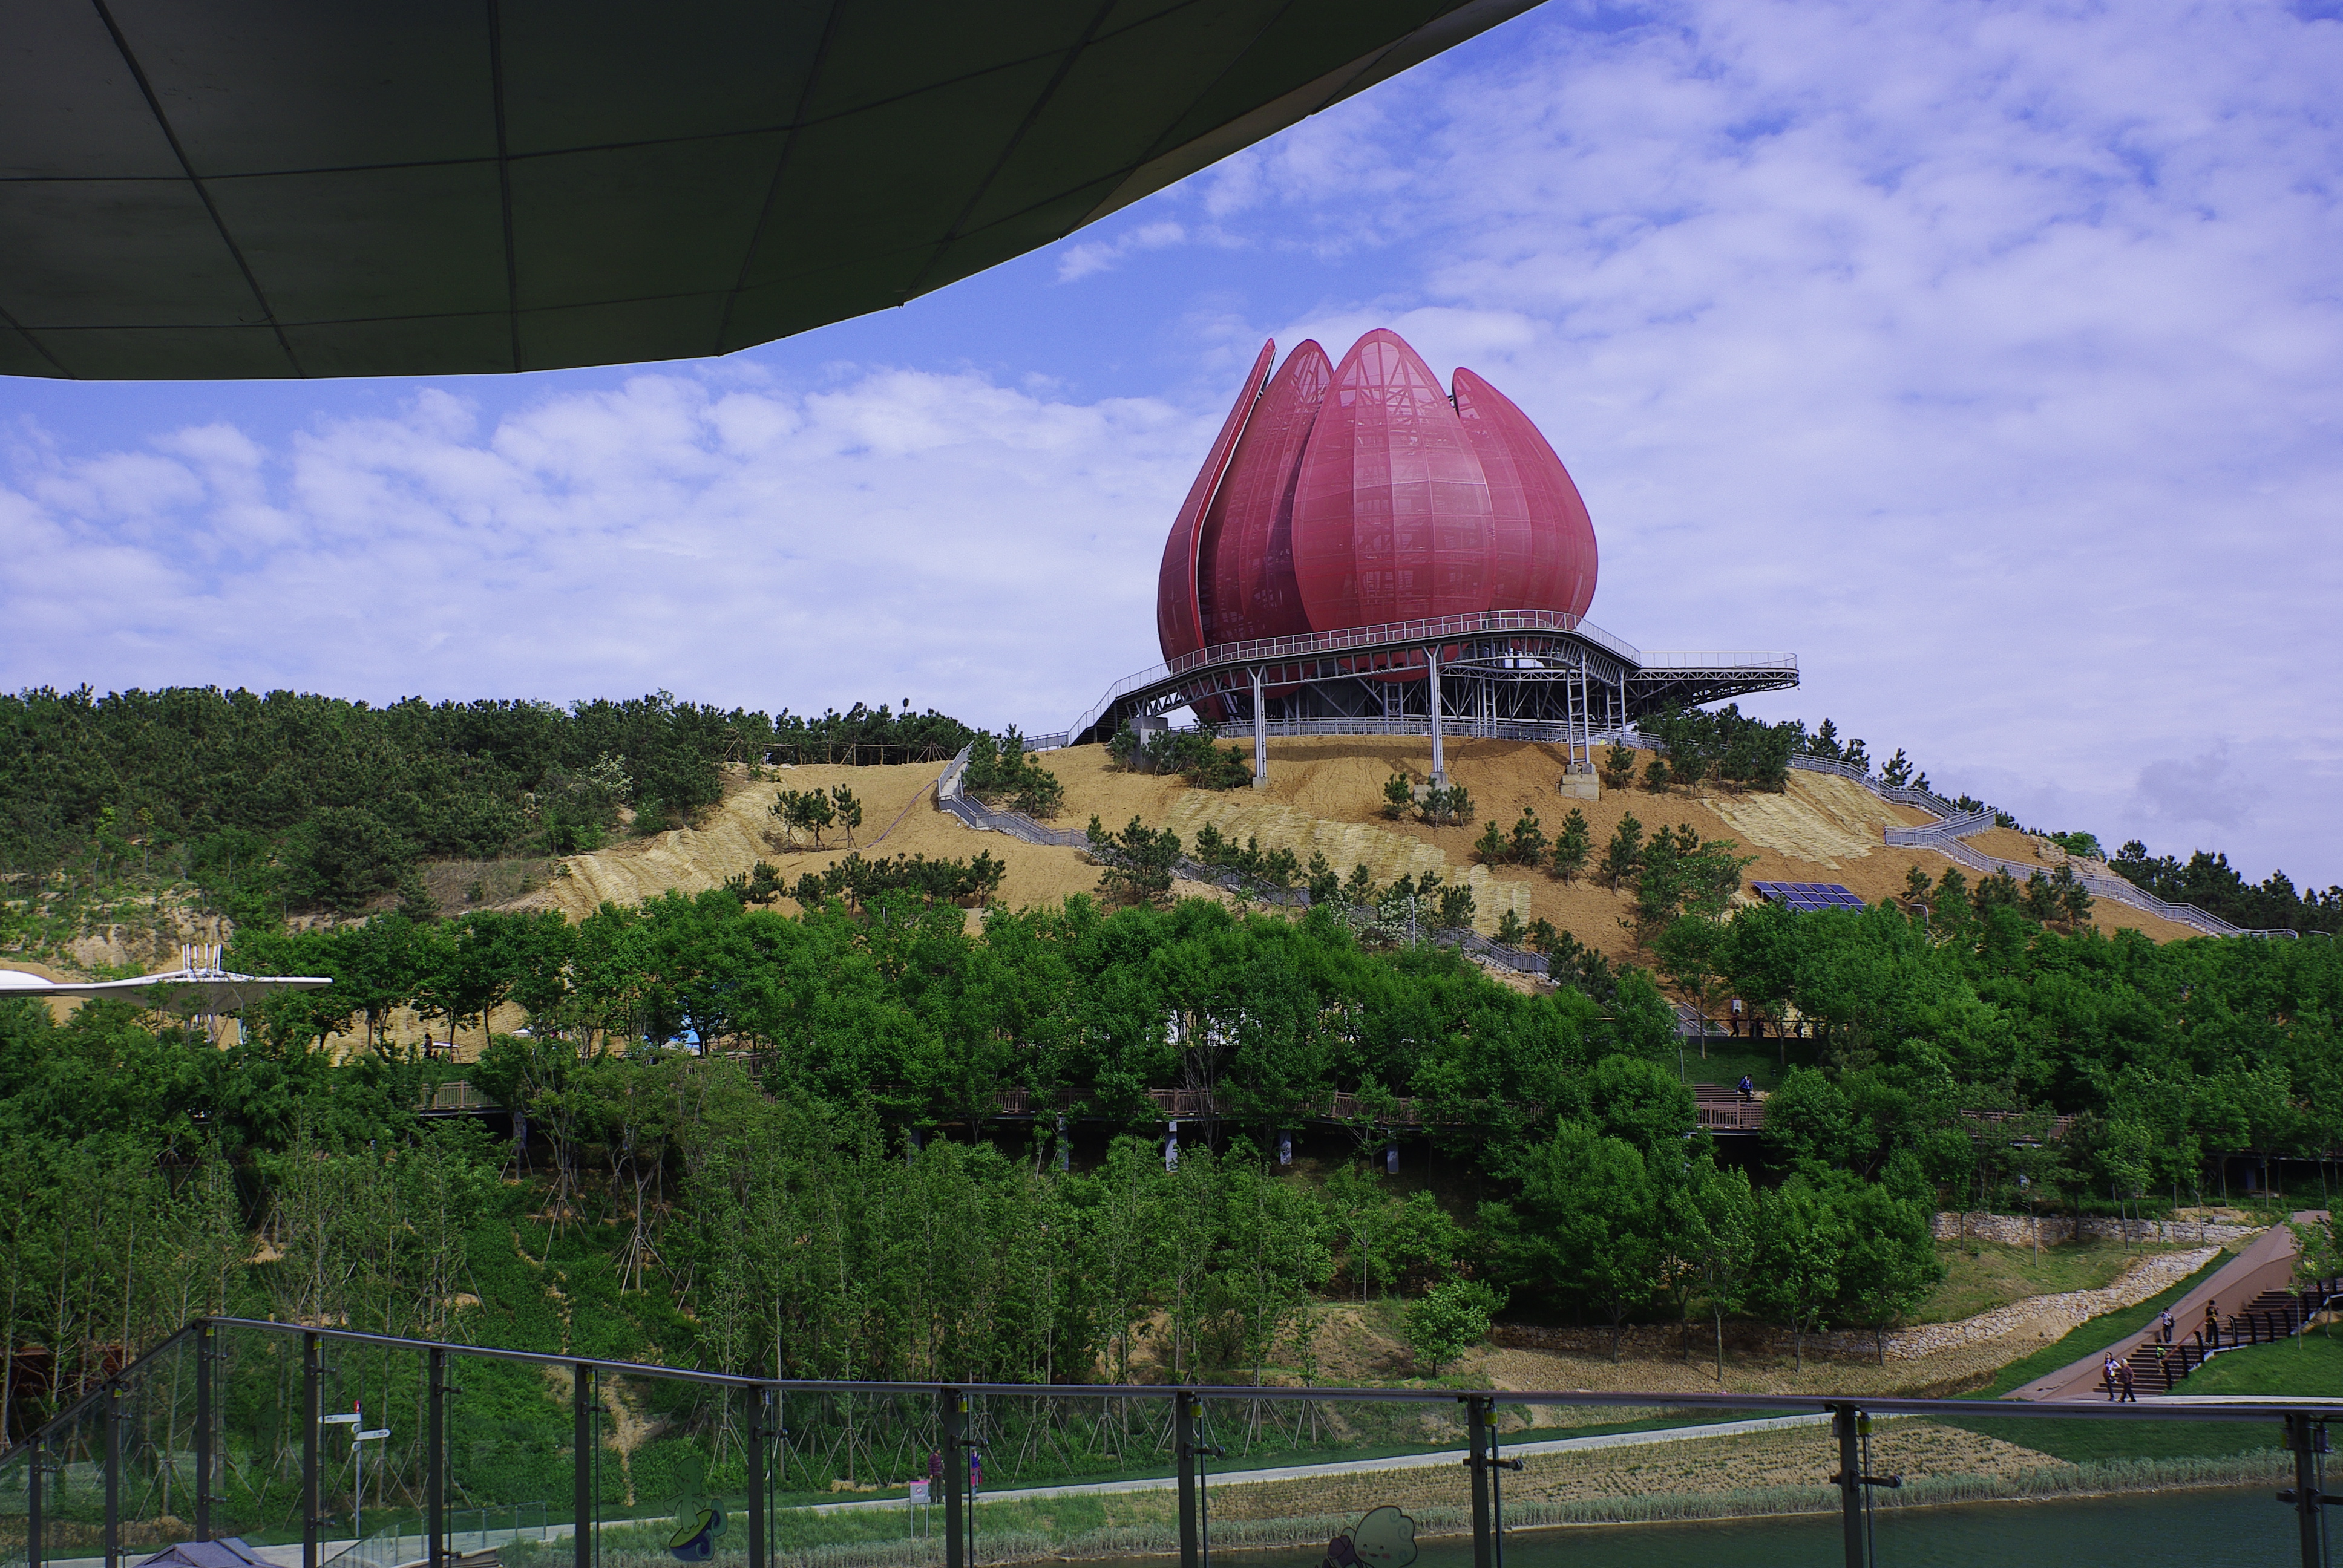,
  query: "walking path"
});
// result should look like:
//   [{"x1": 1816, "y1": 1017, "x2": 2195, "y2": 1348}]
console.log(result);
[
  {"x1": 2010, "y1": 1212, "x2": 2321, "y2": 1402},
  {"x1": 798, "y1": 1412, "x2": 1833, "y2": 1515}
]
